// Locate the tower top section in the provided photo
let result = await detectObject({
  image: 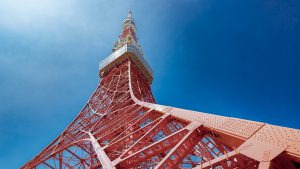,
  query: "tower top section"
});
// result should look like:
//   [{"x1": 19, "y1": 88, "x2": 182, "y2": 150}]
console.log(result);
[
  {"x1": 113, "y1": 11, "x2": 138, "y2": 52},
  {"x1": 127, "y1": 10, "x2": 132, "y2": 18},
  {"x1": 99, "y1": 11, "x2": 153, "y2": 84}
]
